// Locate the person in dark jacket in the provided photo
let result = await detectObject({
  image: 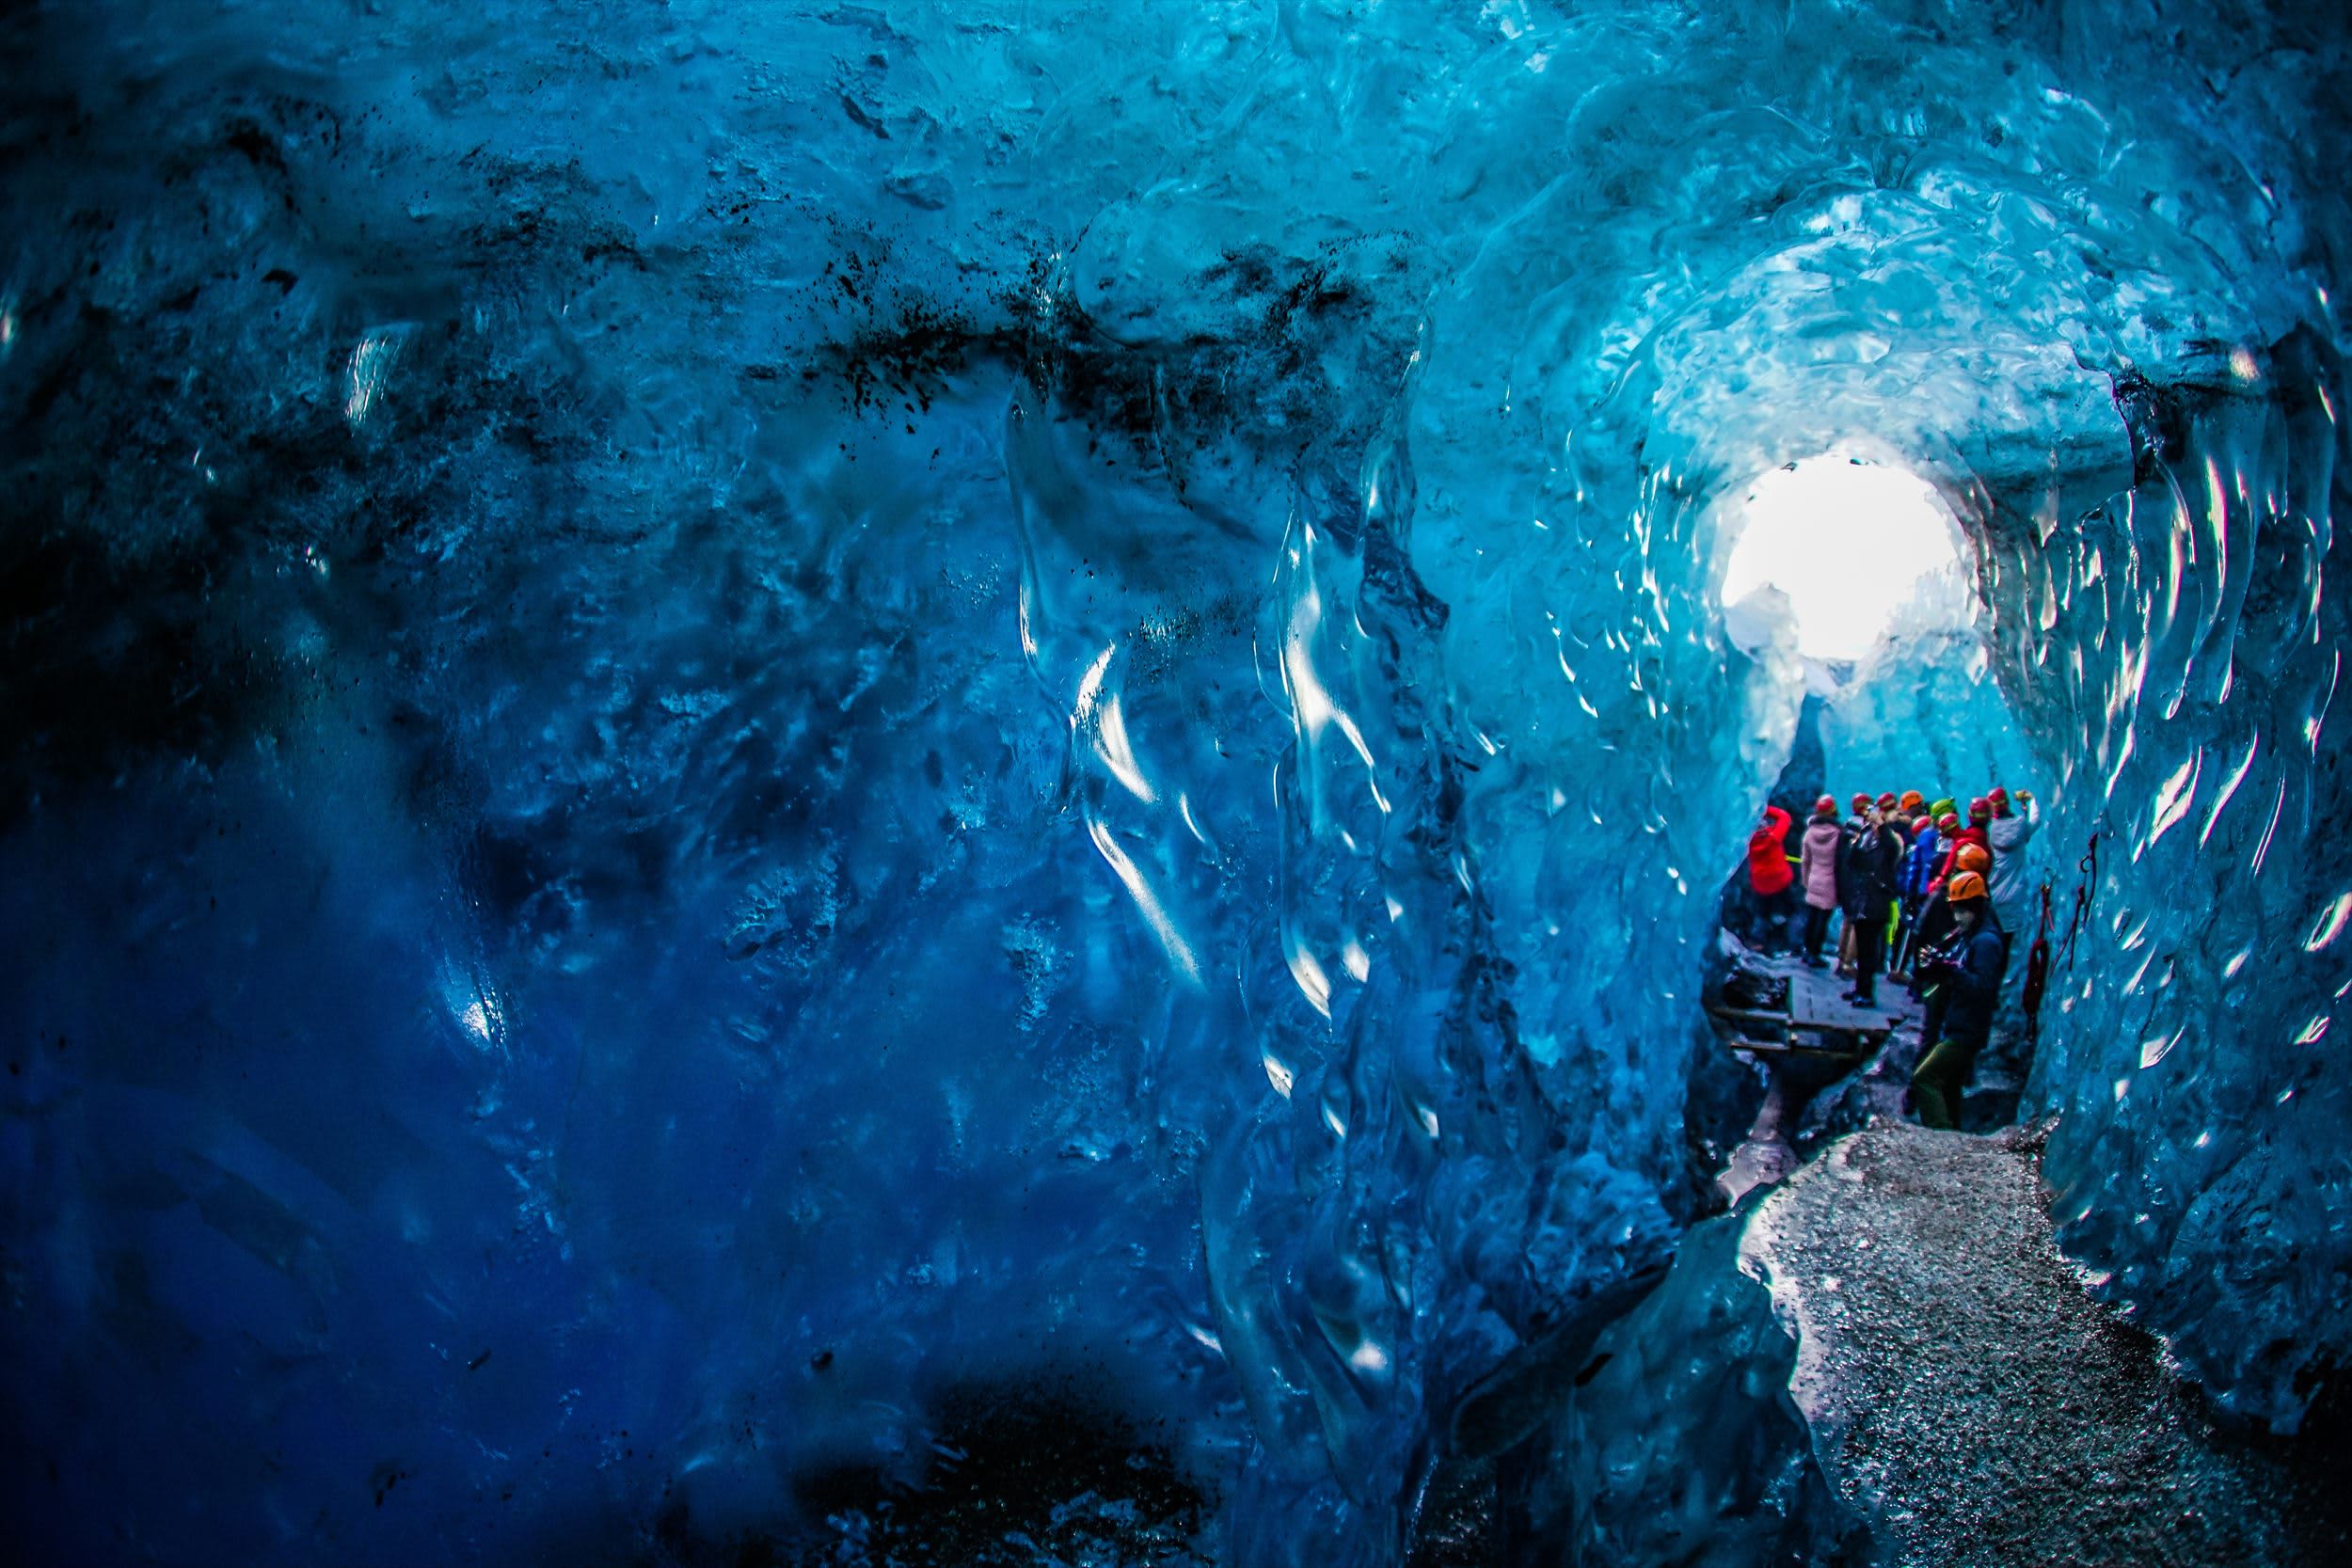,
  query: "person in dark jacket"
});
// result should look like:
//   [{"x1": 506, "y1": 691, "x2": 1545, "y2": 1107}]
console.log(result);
[
  {"x1": 1745, "y1": 803, "x2": 1798, "y2": 955},
  {"x1": 1908, "y1": 840, "x2": 1987, "y2": 1022},
  {"x1": 1840, "y1": 803, "x2": 1902, "y2": 1005},
  {"x1": 1835, "y1": 793, "x2": 1873, "y2": 974},
  {"x1": 1909, "y1": 871, "x2": 2010, "y2": 1129},
  {"x1": 1890, "y1": 808, "x2": 1944, "y2": 974},
  {"x1": 1872, "y1": 792, "x2": 1911, "y2": 970}
]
